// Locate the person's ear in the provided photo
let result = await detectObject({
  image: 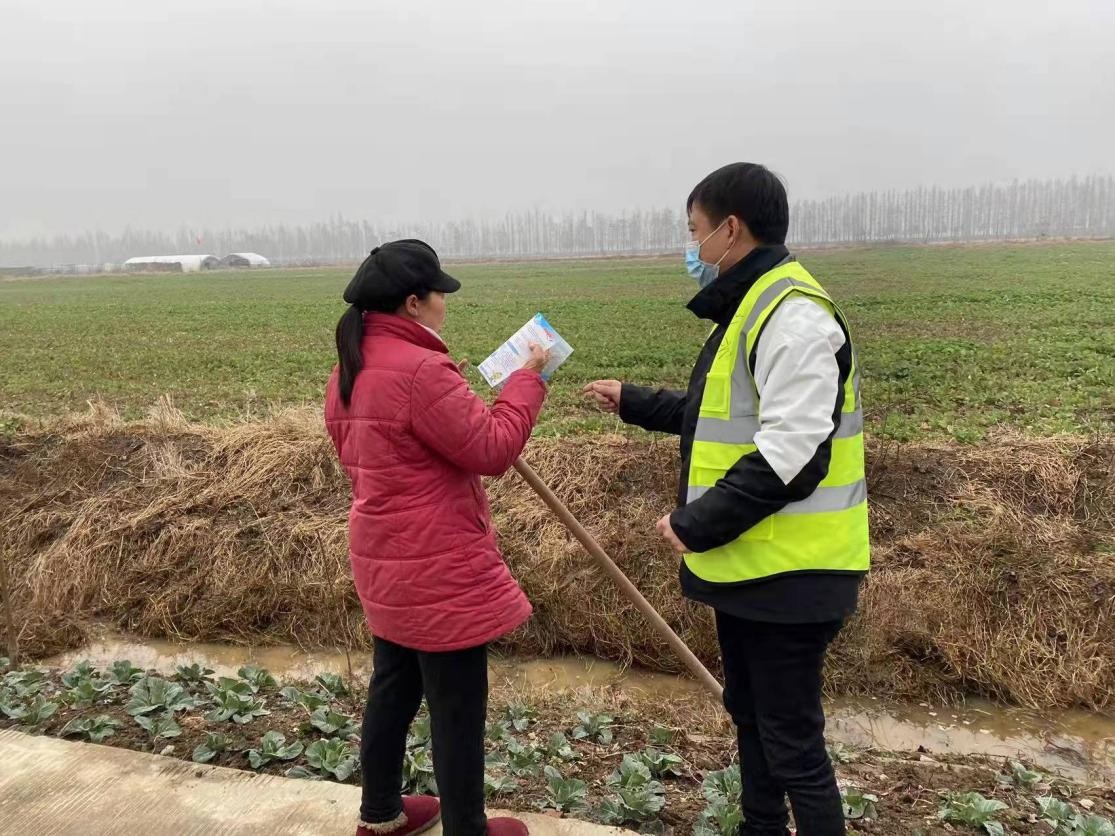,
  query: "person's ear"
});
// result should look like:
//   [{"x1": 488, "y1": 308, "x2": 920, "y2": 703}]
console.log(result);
[
  {"x1": 404, "y1": 294, "x2": 420, "y2": 317},
  {"x1": 725, "y1": 215, "x2": 742, "y2": 247},
  {"x1": 730, "y1": 216, "x2": 756, "y2": 248}
]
